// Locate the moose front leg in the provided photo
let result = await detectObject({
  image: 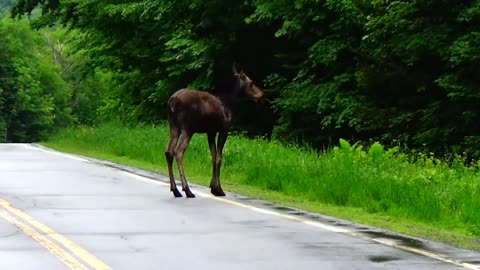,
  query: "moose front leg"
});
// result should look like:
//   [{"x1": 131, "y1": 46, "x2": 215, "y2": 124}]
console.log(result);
[
  {"x1": 175, "y1": 131, "x2": 195, "y2": 198},
  {"x1": 165, "y1": 127, "x2": 182, "y2": 198},
  {"x1": 210, "y1": 131, "x2": 227, "y2": 196}
]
